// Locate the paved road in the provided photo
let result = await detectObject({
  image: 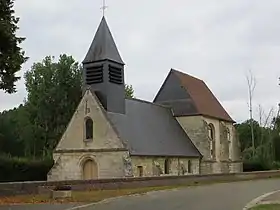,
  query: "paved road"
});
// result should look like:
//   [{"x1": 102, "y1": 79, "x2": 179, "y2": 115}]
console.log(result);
[
  {"x1": 82, "y1": 179, "x2": 280, "y2": 210},
  {"x1": 1, "y1": 179, "x2": 280, "y2": 210}
]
